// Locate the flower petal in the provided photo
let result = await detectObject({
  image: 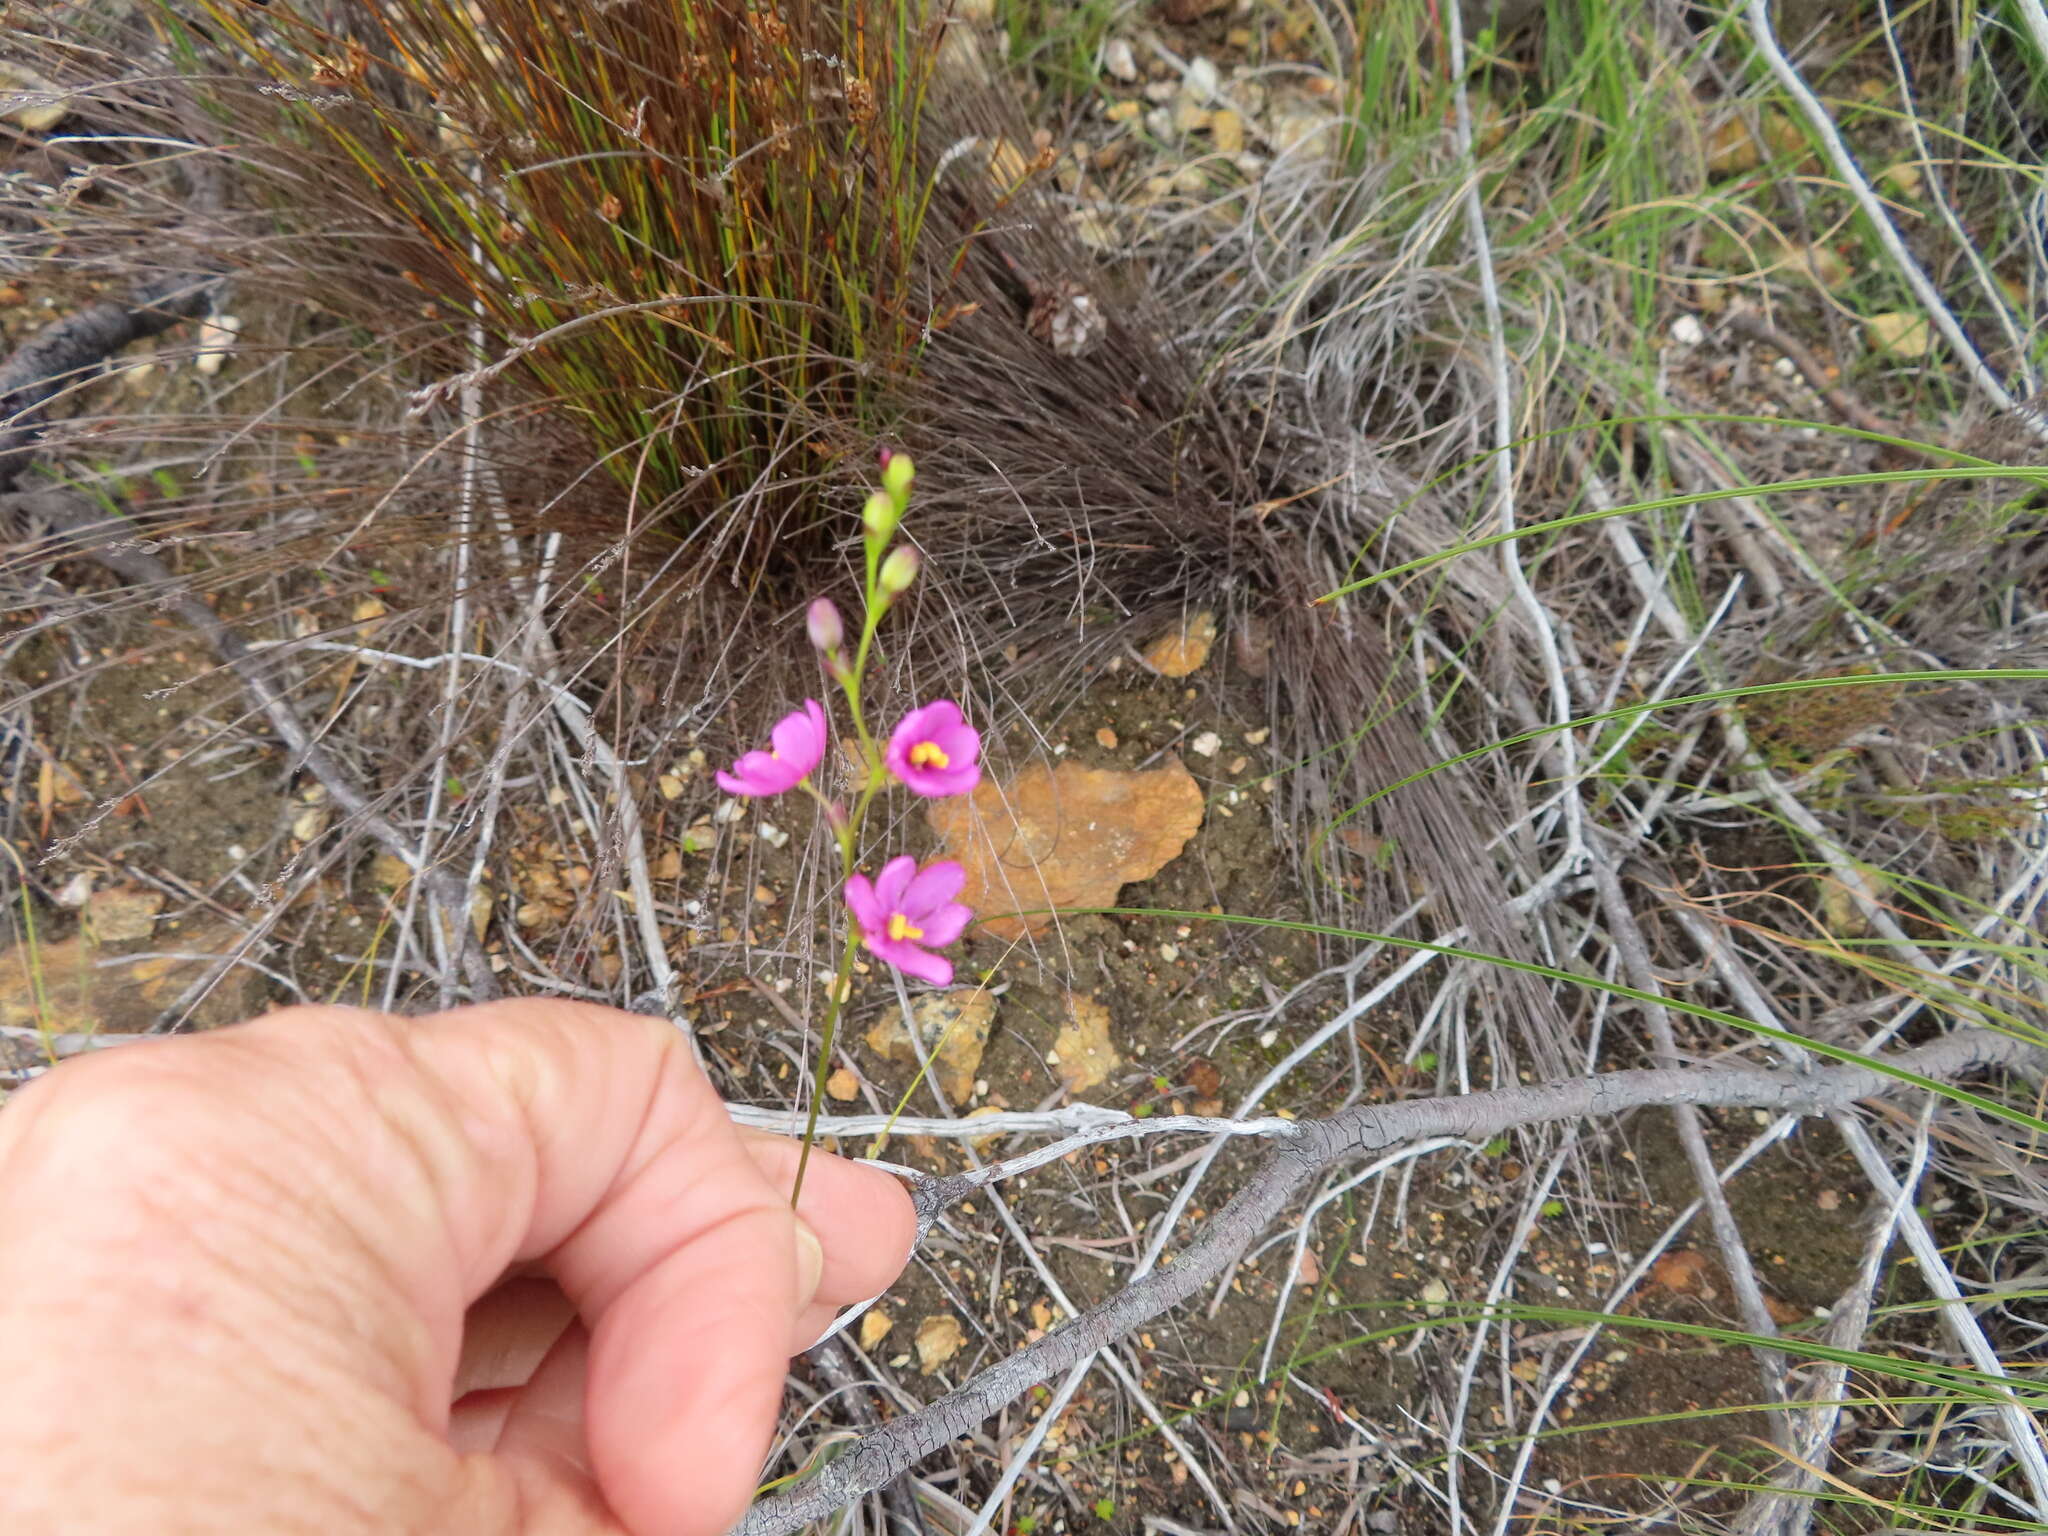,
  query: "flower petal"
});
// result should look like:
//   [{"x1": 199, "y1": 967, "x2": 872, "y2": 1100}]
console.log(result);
[
  {"x1": 871, "y1": 854, "x2": 918, "y2": 913},
  {"x1": 843, "y1": 873, "x2": 885, "y2": 934},
  {"x1": 916, "y1": 901, "x2": 973, "y2": 950},
  {"x1": 902, "y1": 859, "x2": 966, "y2": 916},
  {"x1": 883, "y1": 942, "x2": 953, "y2": 988},
  {"x1": 768, "y1": 699, "x2": 827, "y2": 775}
]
